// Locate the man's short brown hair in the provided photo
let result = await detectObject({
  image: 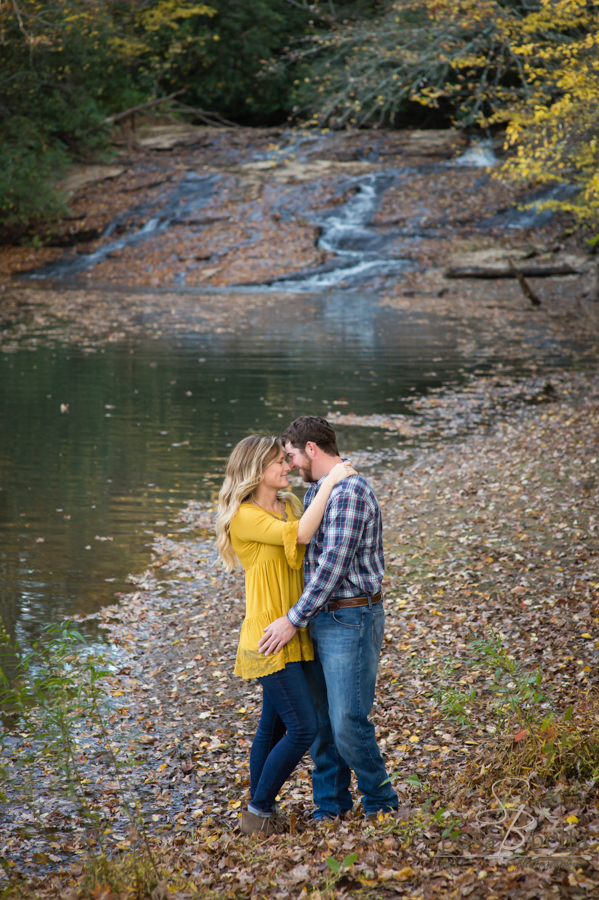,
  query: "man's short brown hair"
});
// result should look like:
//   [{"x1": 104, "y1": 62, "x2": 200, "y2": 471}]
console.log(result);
[{"x1": 282, "y1": 416, "x2": 339, "y2": 457}]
